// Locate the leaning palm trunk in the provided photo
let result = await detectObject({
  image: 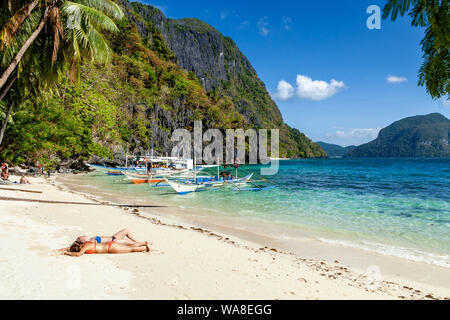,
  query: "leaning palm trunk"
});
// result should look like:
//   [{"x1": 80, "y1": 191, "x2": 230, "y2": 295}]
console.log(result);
[
  {"x1": 0, "y1": 75, "x2": 17, "y2": 145},
  {"x1": 0, "y1": 7, "x2": 50, "y2": 91},
  {"x1": 0, "y1": 101, "x2": 14, "y2": 146},
  {"x1": 0, "y1": 74, "x2": 16, "y2": 101}
]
